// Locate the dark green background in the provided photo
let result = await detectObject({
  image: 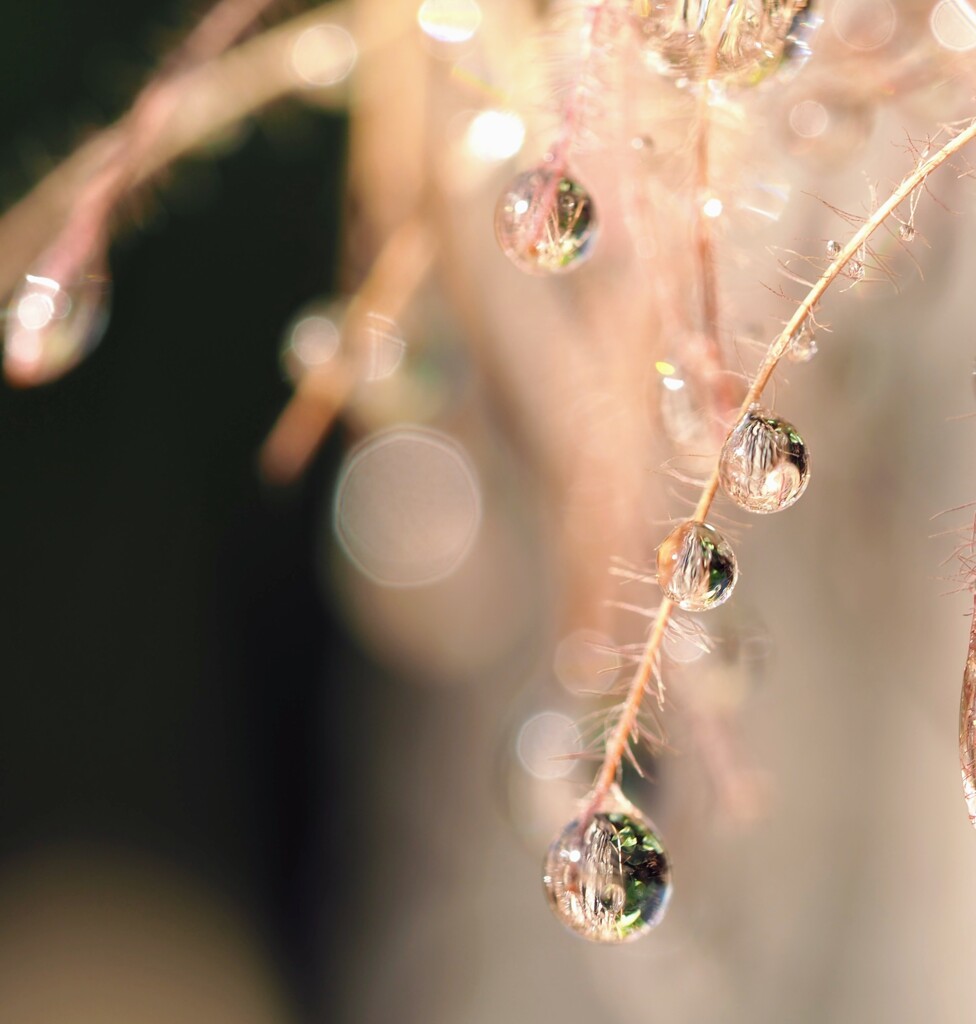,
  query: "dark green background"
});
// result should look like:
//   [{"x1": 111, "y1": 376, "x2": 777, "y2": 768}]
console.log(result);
[{"x1": 0, "y1": 2, "x2": 357, "y2": 1016}]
